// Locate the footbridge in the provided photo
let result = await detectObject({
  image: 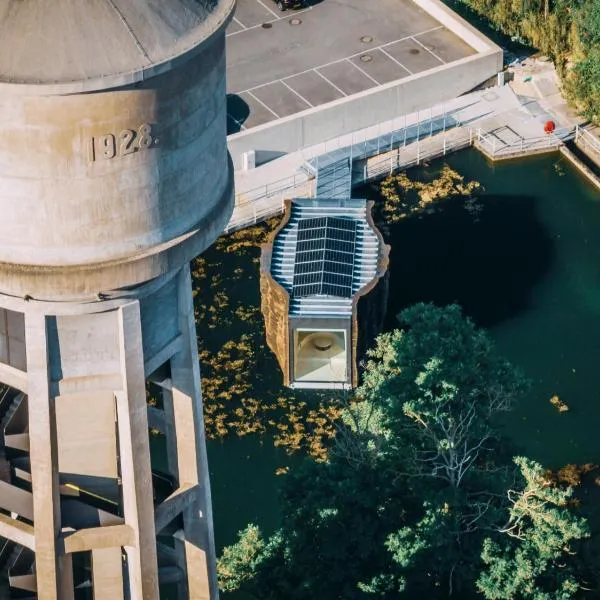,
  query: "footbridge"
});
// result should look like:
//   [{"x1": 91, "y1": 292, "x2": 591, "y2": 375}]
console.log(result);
[{"x1": 226, "y1": 84, "x2": 575, "y2": 233}]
